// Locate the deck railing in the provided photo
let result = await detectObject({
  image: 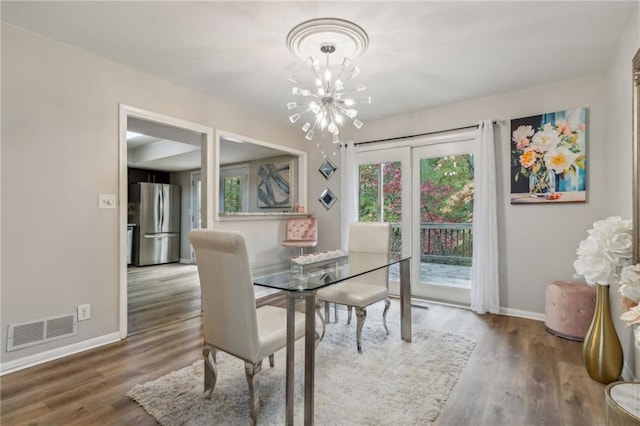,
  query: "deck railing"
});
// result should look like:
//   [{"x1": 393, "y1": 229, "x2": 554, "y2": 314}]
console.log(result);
[{"x1": 389, "y1": 222, "x2": 472, "y2": 265}]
